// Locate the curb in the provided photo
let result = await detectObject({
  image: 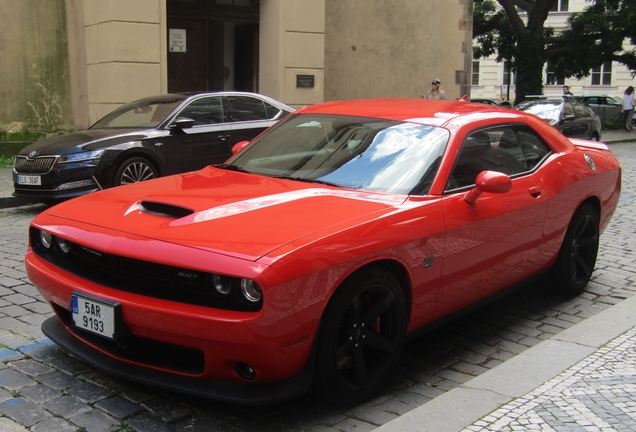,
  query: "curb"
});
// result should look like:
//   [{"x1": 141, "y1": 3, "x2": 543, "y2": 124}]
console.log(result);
[
  {"x1": 375, "y1": 295, "x2": 636, "y2": 432},
  {"x1": 0, "y1": 196, "x2": 41, "y2": 210}
]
